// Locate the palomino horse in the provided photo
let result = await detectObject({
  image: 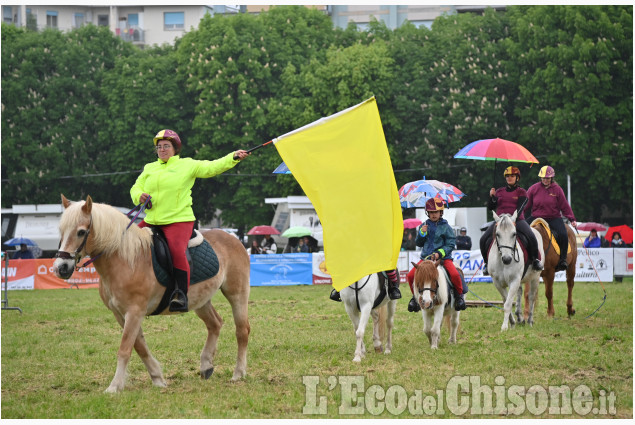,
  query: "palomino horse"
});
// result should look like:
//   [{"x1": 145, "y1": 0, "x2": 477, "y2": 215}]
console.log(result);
[
  {"x1": 529, "y1": 219, "x2": 577, "y2": 318},
  {"x1": 53, "y1": 195, "x2": 250, "y2": 393},
  {"x1": 488, "y1": 211, "x2": 544, "y2": 331},
  {"x1": 411, "y1": 260, "x2": 460, "y2": 349},
  {"x1": 340, "y1": 273, "x2": 397, "y2": 362}
]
